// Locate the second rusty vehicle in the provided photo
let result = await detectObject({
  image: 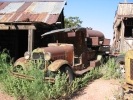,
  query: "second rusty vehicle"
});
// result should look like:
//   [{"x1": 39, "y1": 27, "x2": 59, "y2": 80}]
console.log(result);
[{"x1": 11, "y1": 27, "x2": 110, "y2": 82}]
